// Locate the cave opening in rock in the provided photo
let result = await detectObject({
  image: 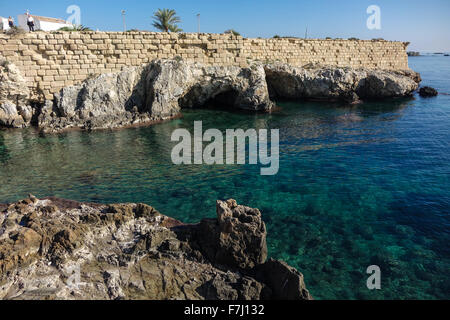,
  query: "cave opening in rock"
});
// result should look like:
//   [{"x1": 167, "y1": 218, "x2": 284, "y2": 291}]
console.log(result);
[
  {"x1": 265, "y1": 74, "x2": 279, "y2": 100},
  {"x1": 179, "y1": 85, "x2": 240, "y2": 110}
]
